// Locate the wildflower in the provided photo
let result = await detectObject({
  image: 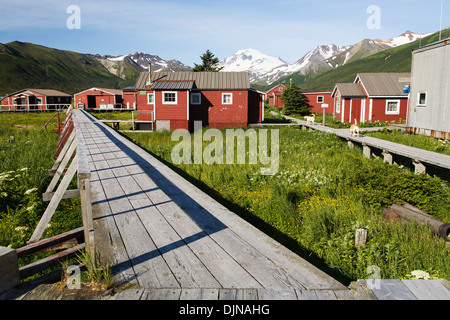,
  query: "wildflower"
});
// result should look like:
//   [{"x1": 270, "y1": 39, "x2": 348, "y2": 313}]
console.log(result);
[
  {"x1": 410, "y1": 270, "x2": 430, "y2": 280},
  {"x1": 26, "y1": 205, "x2": 35, "y2": 212},
  {"x1": 20, "y1": 168, "x2": 28, "y2": 171},
  {"x1": 24, "y1": 188, "x2": 38, "y2": 195},
  {"x1": 14, "y1": 226, "x2": 29, "y2": 232}
]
